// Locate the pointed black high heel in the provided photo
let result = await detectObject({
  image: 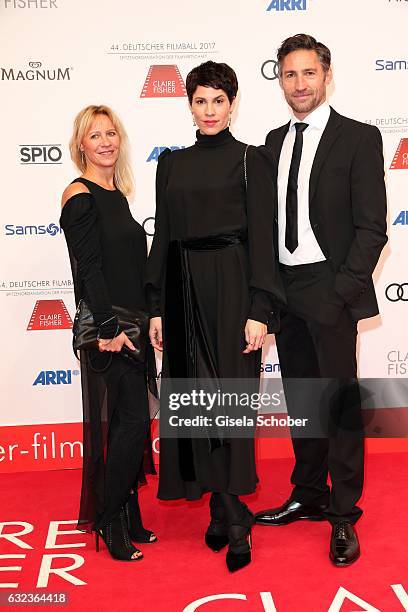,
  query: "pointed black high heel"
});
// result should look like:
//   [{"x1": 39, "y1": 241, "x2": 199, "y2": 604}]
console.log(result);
[
  {"x1": 205, "y1": 493, "x2": 229, "y2": 552},
  {"x1": 94, "y1": 509, "x2": 143, "y2": 561},
  {"x1": 124, "y1": 491, "x2": 157, "y2": 544},
  {"x1": 225, "y1": 506, "x2": 255, "y2": 573}
]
